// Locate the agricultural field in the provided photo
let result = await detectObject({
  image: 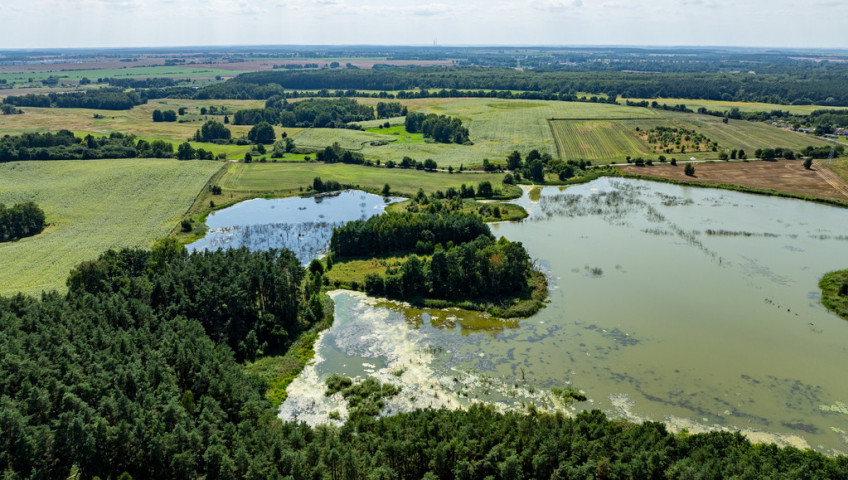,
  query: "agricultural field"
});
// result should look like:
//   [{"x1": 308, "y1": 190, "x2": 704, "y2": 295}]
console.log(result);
[
  {"x1": 621, "y1": 159, "x2": 848, "y2": 203},
  {"x1": 215, "y1": 162, "x2": 510, "y2": 199},
  {"x1": 0, "y1": 159, "x2": 221, "y2": 296},
  {"x1": 549, "y1": 119, "x2": 660, "y2": 161},
  {"x1": 622, "y1": 97, "x2": 848, "y2": 115},
  {"x1": 350, "y1": 98, "x2": 659, "y2": 168},
  {"x1": 0, "y1": 99, "x2": 304, "y2": 158},
  {"x1": 0, "y1": 65, "x2": 239, "y2": 86},
  {"x1": 549, "y1": 110, "x2": 832, "y2": 164}
]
